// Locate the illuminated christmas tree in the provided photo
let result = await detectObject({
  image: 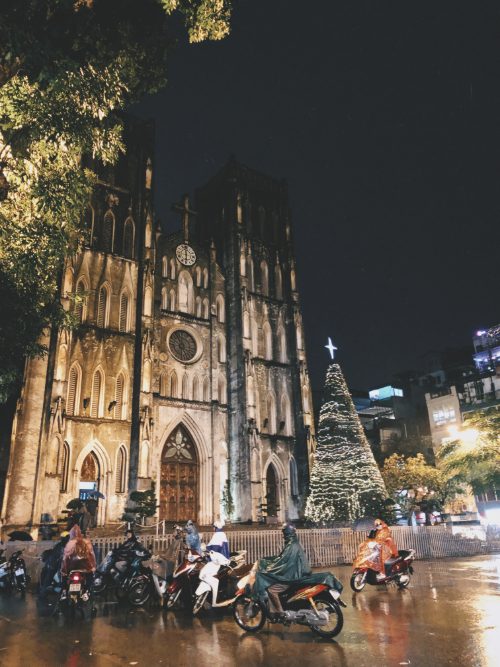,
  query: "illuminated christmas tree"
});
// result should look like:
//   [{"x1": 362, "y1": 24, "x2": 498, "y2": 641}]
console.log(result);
[{"x1": 305, "y1": 360, "x2": 388, "y2": 524}]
